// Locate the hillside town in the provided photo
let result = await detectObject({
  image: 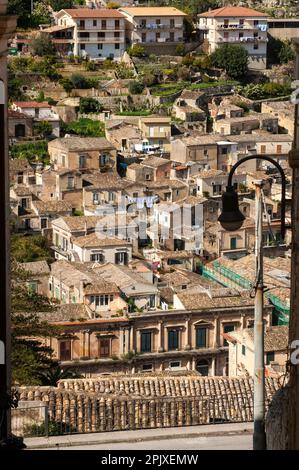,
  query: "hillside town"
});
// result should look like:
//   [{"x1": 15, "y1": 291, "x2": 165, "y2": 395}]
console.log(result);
[{"x1": 2, "y1": 0, "x2": 299, "y2": 449}]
